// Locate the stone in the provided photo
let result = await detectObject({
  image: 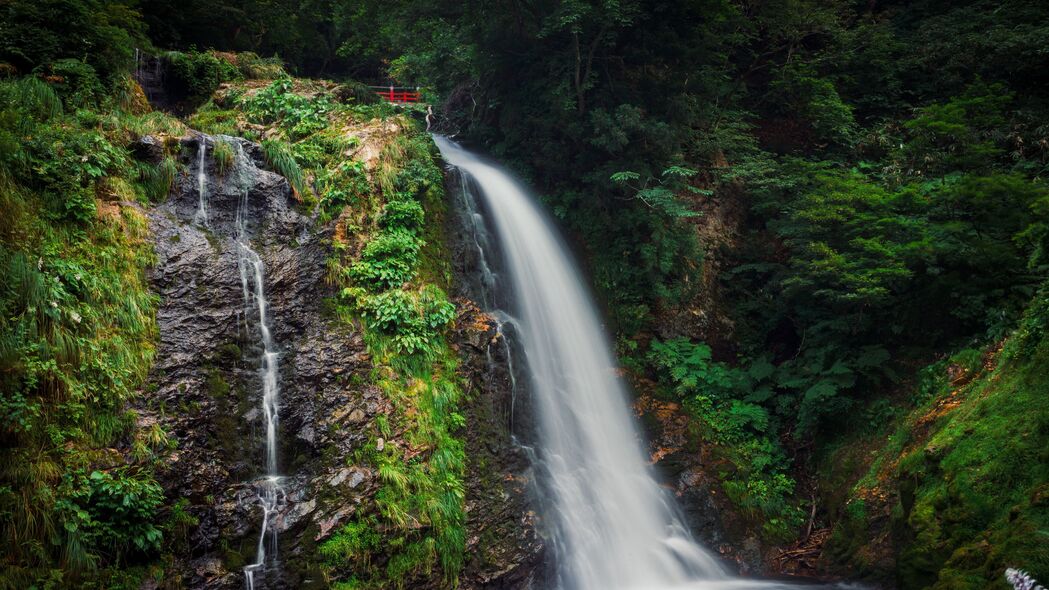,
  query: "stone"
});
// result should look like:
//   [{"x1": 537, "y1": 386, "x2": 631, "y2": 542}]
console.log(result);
[
  {"x1": 329, "y1": 468, "x2": 351, "y2": 487},
  {"x1": 130, "y1": 134, "x2": 165, "y2": 163},
  {"x1": 347, "y1": 469, "x2": 365, "y2": 489}
]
